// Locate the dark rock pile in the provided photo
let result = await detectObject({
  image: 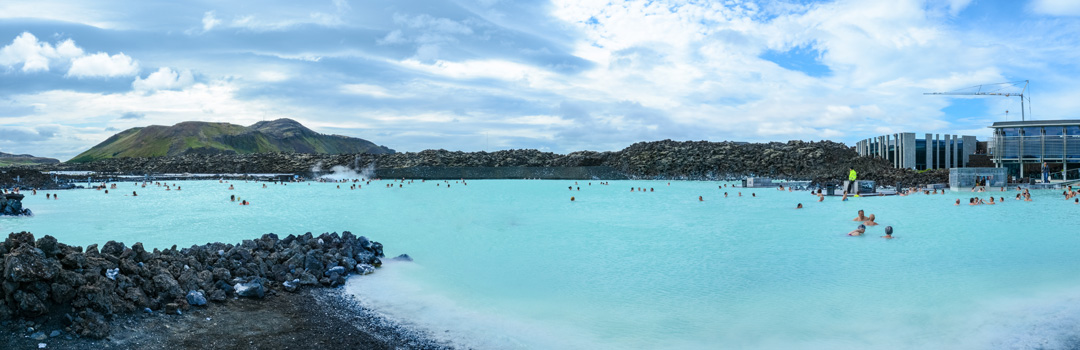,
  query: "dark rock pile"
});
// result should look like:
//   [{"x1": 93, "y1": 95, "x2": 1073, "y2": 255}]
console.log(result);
[
  {"x1": 23, "y1": 139, "x2": 946, "y2": 185},
  {"x1": 1, "y1": 193, "x2": 32, "y2": 216},
  {"x1": 0, "y1": 231, "x2": 385, "y2": 338}
]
